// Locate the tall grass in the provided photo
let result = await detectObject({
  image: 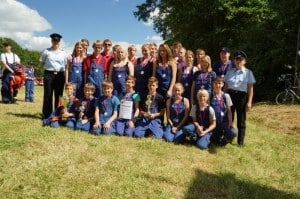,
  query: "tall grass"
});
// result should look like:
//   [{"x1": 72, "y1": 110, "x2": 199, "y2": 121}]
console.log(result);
[{"x1": 0, "y1": 86, "x2": 299, "y2": 199}]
